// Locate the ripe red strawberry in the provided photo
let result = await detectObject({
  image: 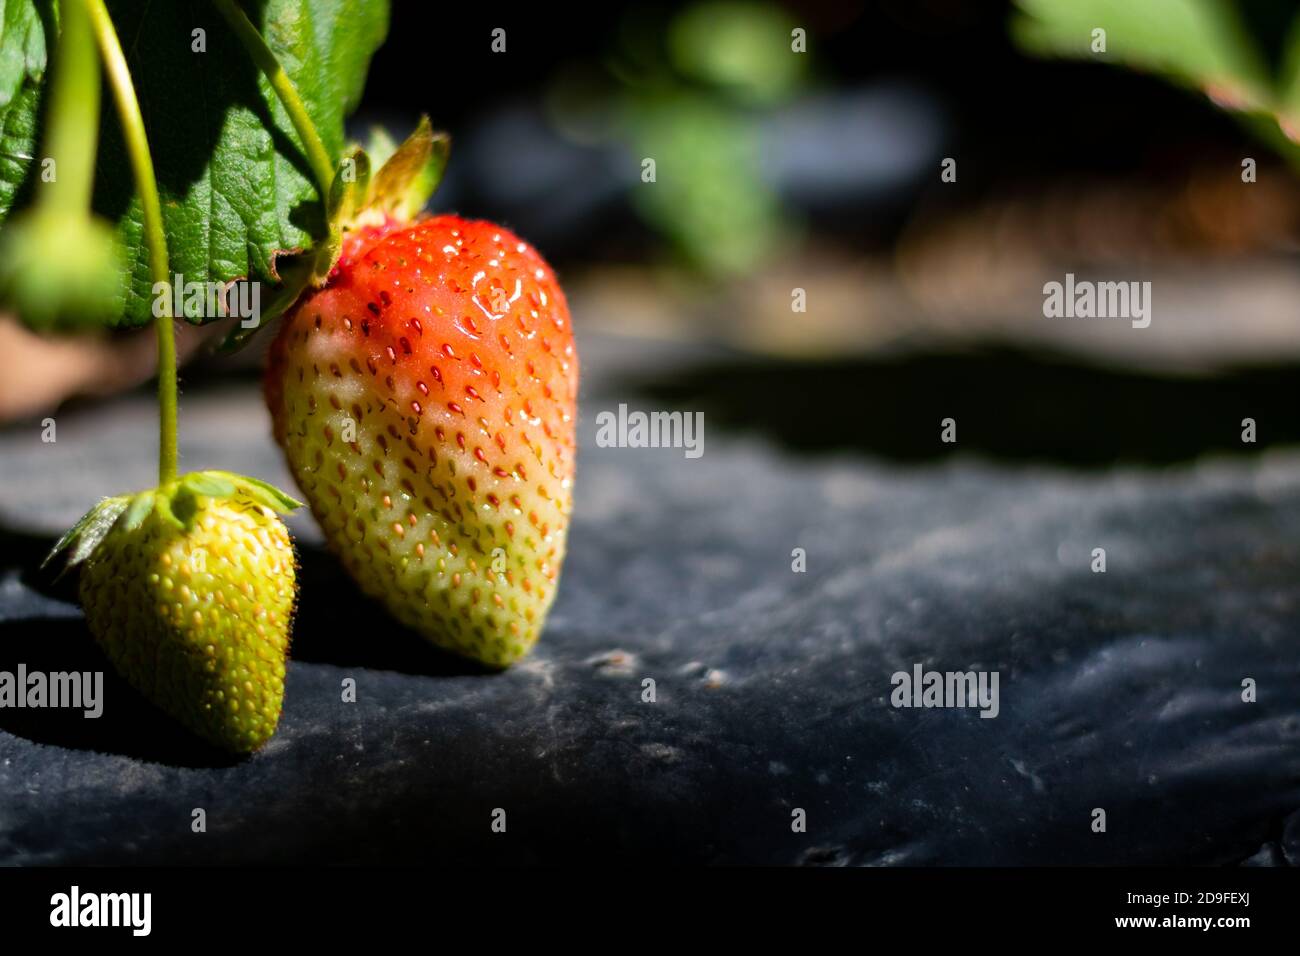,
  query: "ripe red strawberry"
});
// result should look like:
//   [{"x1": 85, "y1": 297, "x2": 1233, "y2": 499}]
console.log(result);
[{"x1": 265, "y1": 214, "x2": 578, "y2": 666}]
